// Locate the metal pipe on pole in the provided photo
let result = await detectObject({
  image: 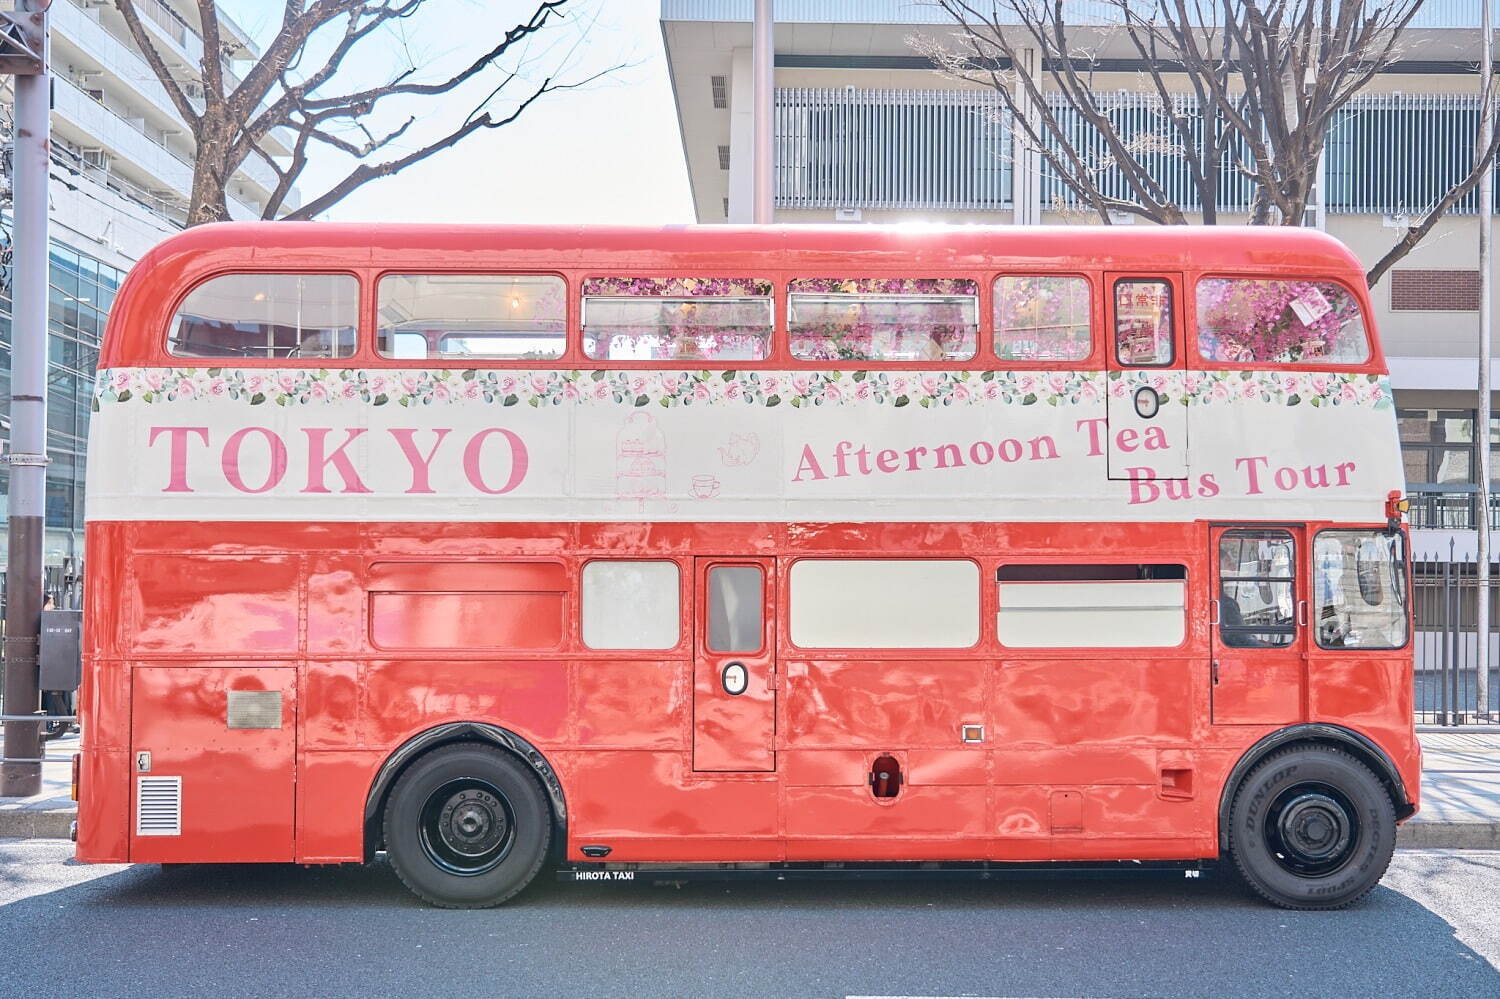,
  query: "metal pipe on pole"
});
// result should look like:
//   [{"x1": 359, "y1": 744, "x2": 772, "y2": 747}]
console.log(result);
[
  {"x1": 0, "y1": 0, "x2": 50, "y2": 797},
  {"x1": 752, "y1": 0, "x2": 773, "y2": 223},
  {"x1": 1479, "y1": 0, "x2": 1494, "y2": 723}
]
